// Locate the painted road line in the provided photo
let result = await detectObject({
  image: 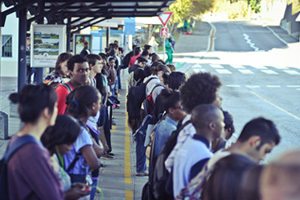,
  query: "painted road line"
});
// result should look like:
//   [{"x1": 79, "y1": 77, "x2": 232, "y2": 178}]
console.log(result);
[
  {"x1": 193, "y1": 68, "x2": 207, "y2": 73},
  {"x1": 216, "y1": 69, "x2": 232, "y2": 74},
  {"x1": 231, "y1": 64, "x2": 245, "y2": 69},
  {"x1": 246, "y1": 85, "x2": 260, "y2": 88},
  {"x1": 226, "y1": 85, "x2": 241, "y2": 87},
  {"x1": 283, "y1": 70, "x2": 300, "y2": 75},
  {"x1": 243, "y1": 33, "x2": 259, "y2": 51},
  {"x1": 111, "y1": 125, "x2": 116, "y2": 132},
  {"x1": 287, "y1": 85, "x2": 300, "y2": 88},
  {"x1": 193, "y1": 64, "x2": 203, "y2": 68},
  {"x1": 251, "y1": 65, "x2": 267, "y2": 70},
  {"x1": 251, "y1": 91, "x2": 300, "y2": 120},
  {"x1": 210, "y1": 64, "x2": 224, "y2": 69},
  {"x1": 261, "y1": 70, "x2": 278, "y2": 75},
  {"x1": 266, "y1": 85, "x2": 281, "y2": 88},
  {"x1": 274, "y1": 66, "x2": 288, "y2": 70},
  {"x1": 266, "y1": 26, "x2": 288, "y2": 45},
  {"x1": 125, "y1": 190, "x2": 133, "y2": 200},
  {"x1": 124, "y1": 111, "x2": 132, "y2": 185},
  {"x1": 239, "y1": 69, "x2": 254, "y2": 74}
]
